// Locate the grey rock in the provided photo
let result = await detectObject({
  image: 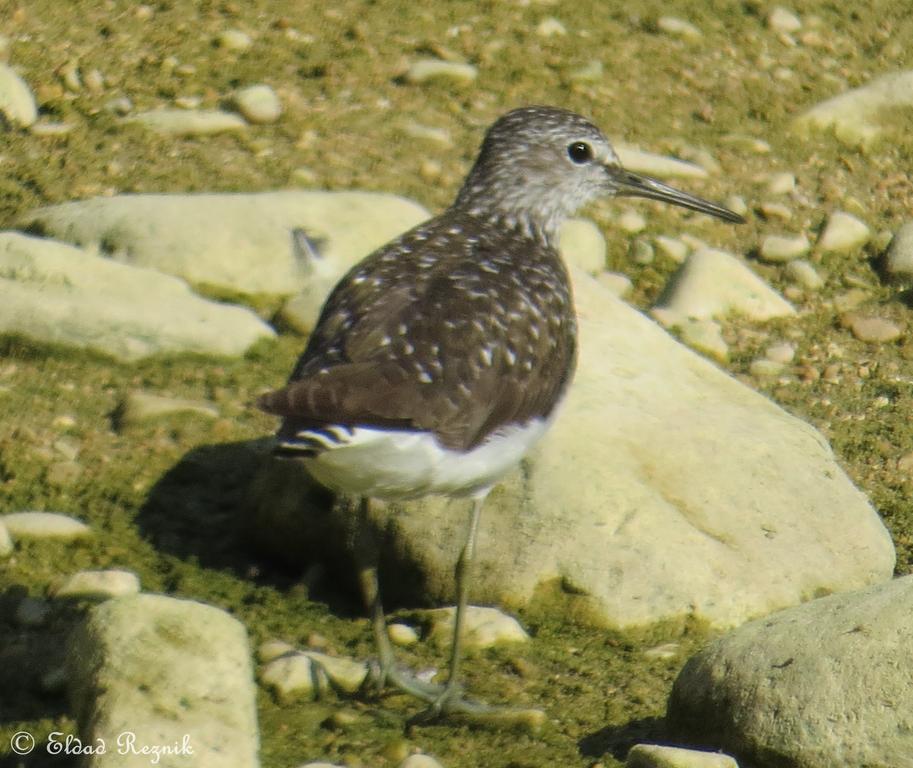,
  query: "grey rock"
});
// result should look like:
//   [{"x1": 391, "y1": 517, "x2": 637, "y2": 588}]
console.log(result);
[
  {"x1": 2, "y1": 511, "x2": 91, "y2": 540},
  {"x1": 231, "y1": 84, "x2": 282, "y2": 124},
  {"x1": 0, "y1": 232, "x2": 274, "y2": 360},
  {"x1": 20, "y1": 191, "x2": 429, "y2": 296},
  {"x1": 0, "y1": 62, "x2": 37, "y2": 127},
  {"x1": 126, "y1": 109, "x2": 247, "y2": 136},
  {"x1": 793, "y1": 69, "x2": 913, "y2": 148},
  {"x1": 68, "y1": 594, "x2": 258, "y2": 768},
  {"x1": 51, "y1": 569, "x2": 141, "y2": 600},
  {"x1": 260, "y1": 652, "x2": 321, "y2": 703},
  {"x1": 388, "y1": 623, "x2": 419, "y2": 647},
  {"x1": 654, "y1": 248, "x2": 795, "y2": 323},
  {"x1": 668, "y1": 576, "x2": 913, "y2": 768},
  {"x1": 885, "y1": 222, "x2": 913, "y2": 278},
  {"x1": 251, "y1": 269, "x2": 893, "y2": 630}
]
